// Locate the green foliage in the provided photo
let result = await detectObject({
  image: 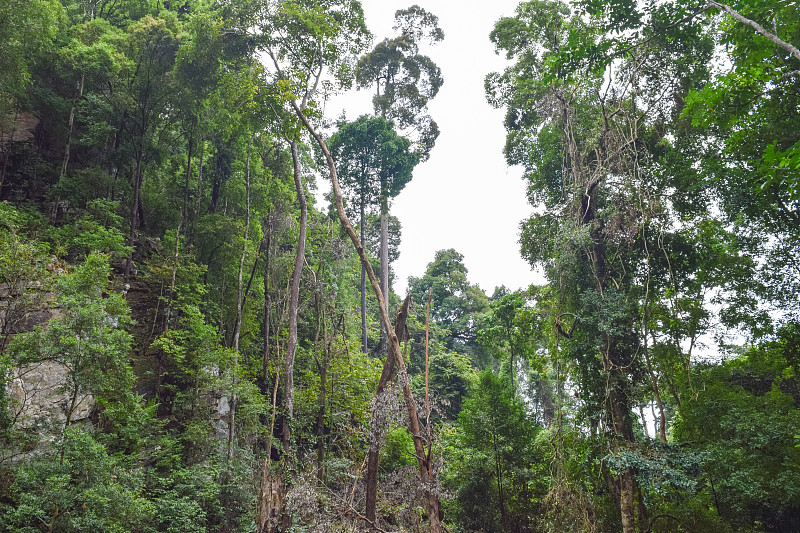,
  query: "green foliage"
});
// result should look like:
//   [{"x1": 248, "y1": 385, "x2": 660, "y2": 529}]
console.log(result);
[
  {"x1": 478, "y1": 291, "x2": 542, "y2": 387},
  {"x1": 329, "y1": 115, "x2": 419, "y2": 216},
  {"x1": 446, "y1": 369, "x2": 545, "y2": 532},
  {"x1": 45, "y1": 200, "x2": 130, "y2": 260},
  {"x1": 11, "y1": 253, "x2": 137, "y2": 418},
  {"x1": 381, "y1": 426, "x2": 416, "y2": 472},
  {"x1": 408, "y1": 249, "x2": 490, "y2": 360},
  {"x1": 2, "y1": 1, "x2": 798, "y2": 532},
  {"x1": 4, "y1": 429, "x2": 154, "y2": 532},
  {"x1": 0, "y1": 0, "x2": 62, "y2": 112},
  {"x1": 355, "y1": 5, "x2": 444, "y2": 158},
  {"x1": 673, "y1": 332, "x2": 800, "y2": 531}
]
